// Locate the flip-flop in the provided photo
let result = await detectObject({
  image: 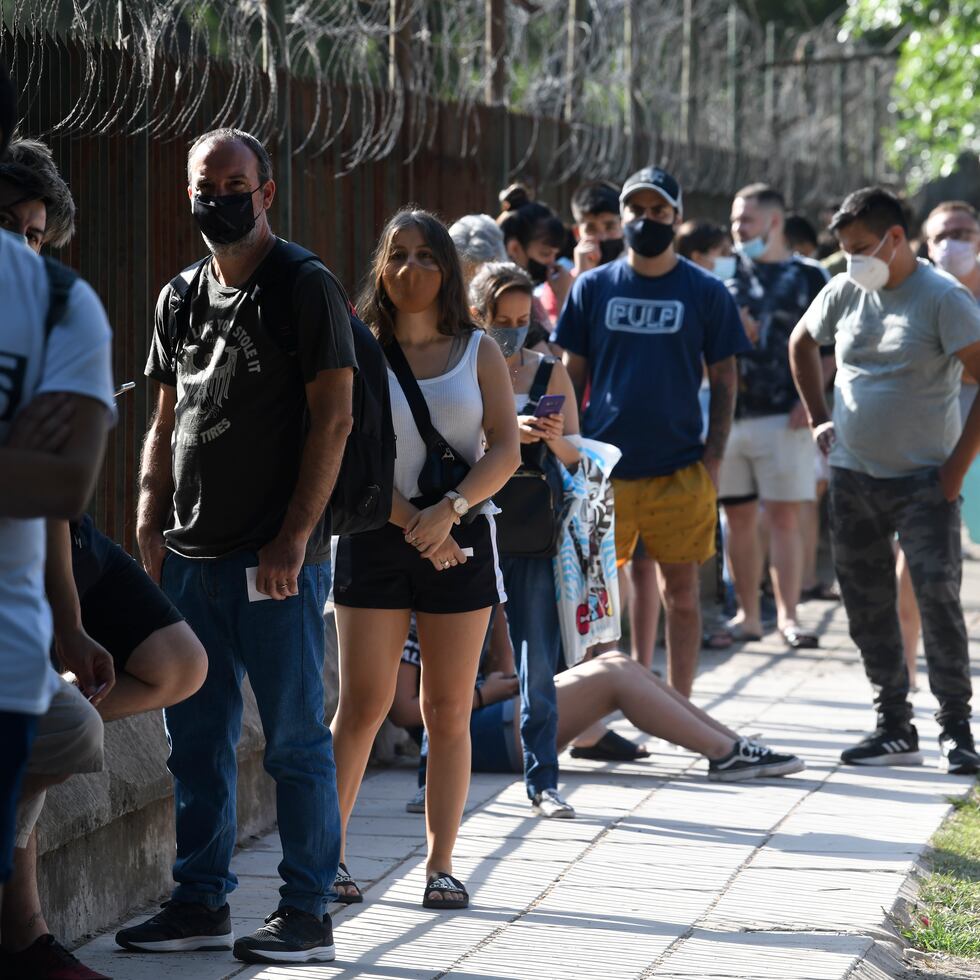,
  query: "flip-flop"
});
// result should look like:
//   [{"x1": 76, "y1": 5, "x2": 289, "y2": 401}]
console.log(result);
[
  {"x1": 569, "y1": 730, "x2": 651, "y2": 761},
  {"x1": 423, "y1": 872, "x2": 468, "y2": 910},
  {"x1": 333, "y1": 862, "x2": 363, "y2": 904},
  {"x1": 781, "y1": 625, "x2": 819, "y2": 649}
]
